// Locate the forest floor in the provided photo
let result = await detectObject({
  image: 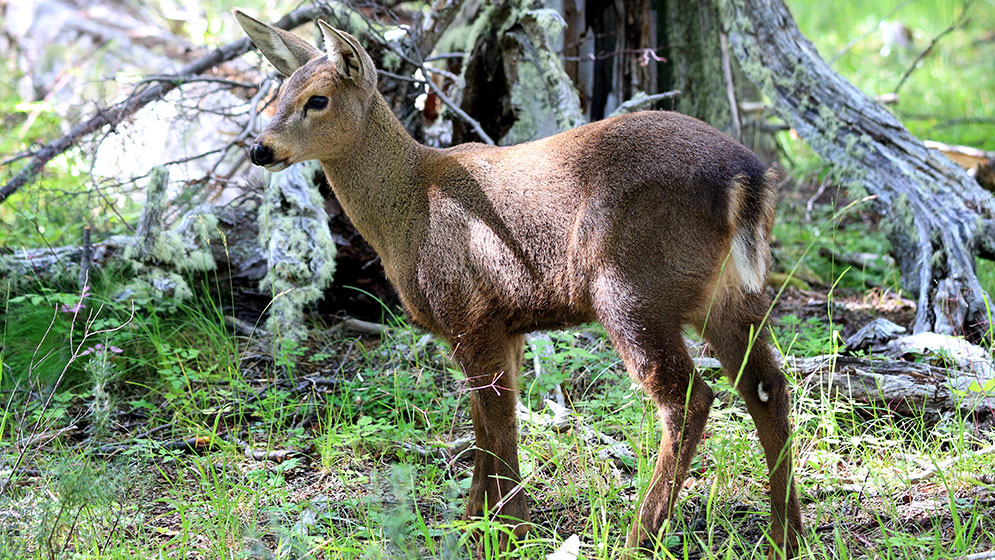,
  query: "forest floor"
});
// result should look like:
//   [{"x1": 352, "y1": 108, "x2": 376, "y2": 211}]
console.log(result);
[{"x1": 2, "y1": 180, "x2": 995, "y2": 560}]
